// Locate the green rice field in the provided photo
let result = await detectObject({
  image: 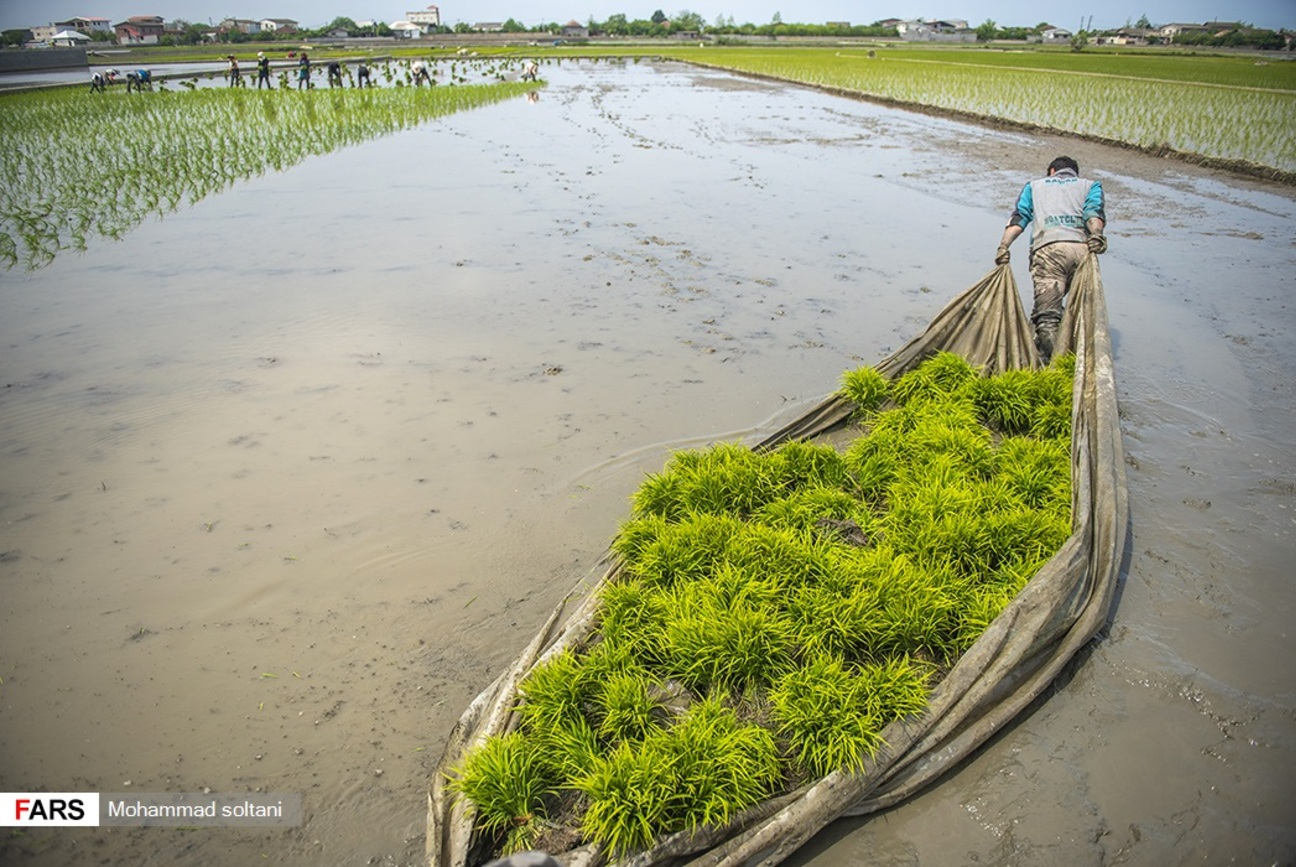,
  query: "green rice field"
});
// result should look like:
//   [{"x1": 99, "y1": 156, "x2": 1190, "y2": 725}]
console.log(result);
[
  {"x1": 654, "y1": 47, "x2": 1295, "y2": 174},
  {"x1": 0, "y1": 77, "x2": 538, "y2": 270}
]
